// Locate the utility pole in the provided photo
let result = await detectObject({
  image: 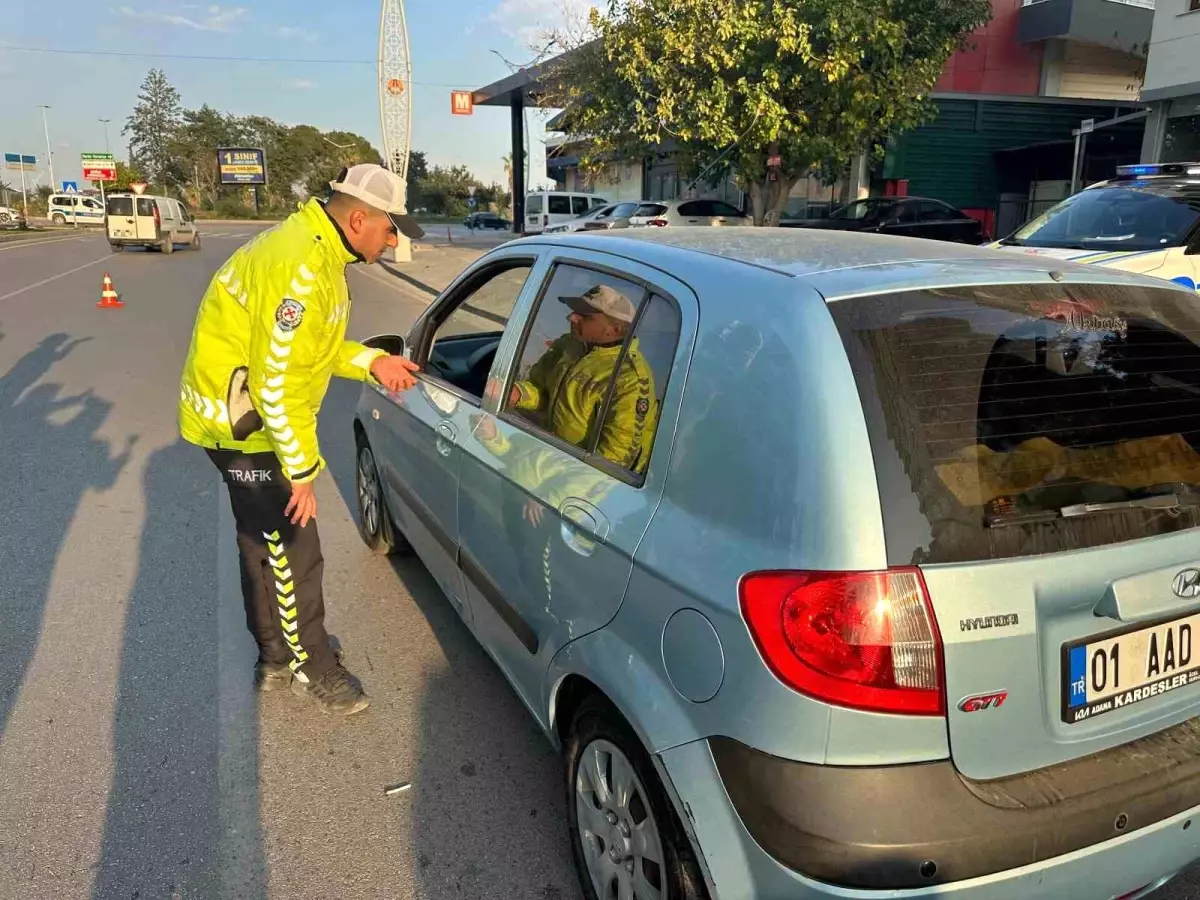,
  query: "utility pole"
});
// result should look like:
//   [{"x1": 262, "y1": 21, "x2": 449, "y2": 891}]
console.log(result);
[{"x1": 38, "y1": 105, "x2": 55, "y2": 190}]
